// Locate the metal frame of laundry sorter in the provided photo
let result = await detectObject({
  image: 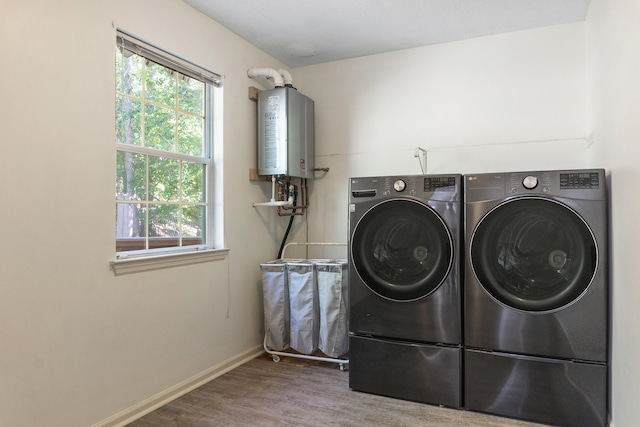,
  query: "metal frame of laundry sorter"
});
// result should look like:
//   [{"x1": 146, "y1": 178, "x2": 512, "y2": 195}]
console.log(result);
[{"x1": 262, "y1": 242, "x2": 349, "y2": 371}]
